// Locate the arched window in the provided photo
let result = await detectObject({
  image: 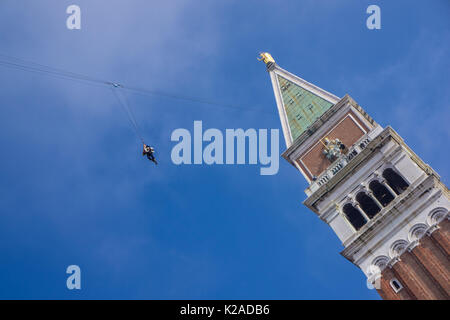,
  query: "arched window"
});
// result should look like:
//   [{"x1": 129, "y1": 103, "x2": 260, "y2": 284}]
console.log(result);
[
  {"x1": 343, "y1": 203, "x2": 367, "y2": 231},
  {"x1": 369, "y1": 180, "x2": 395, "y2": 207},
  {"x1": 390, "y1": 278, "x2": 403, "y2": 293},
  {"x1": 383, "y1": 168, "x2": 409, "y2": 195},
  {"x1": 356, "y1": 192, "x2": 381, "y2": 218}
]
